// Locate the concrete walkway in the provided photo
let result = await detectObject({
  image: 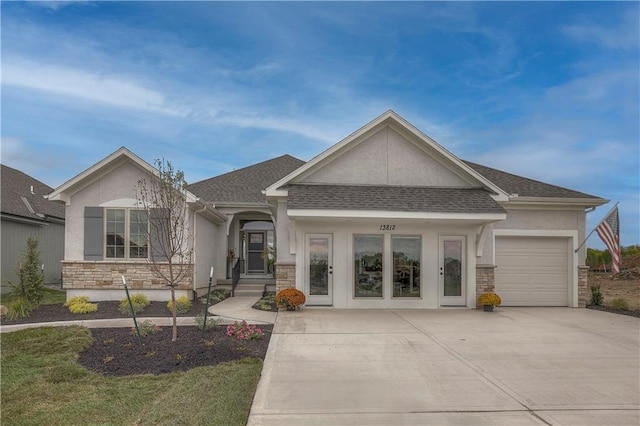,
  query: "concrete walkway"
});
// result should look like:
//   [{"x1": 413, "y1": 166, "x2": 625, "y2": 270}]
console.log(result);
[
  {"x1": 0, "y1": 295, "x2": 276, "y2": 333},
  {"x1": 249, "y1": 307, "x2": 640, "y2": 425}
]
